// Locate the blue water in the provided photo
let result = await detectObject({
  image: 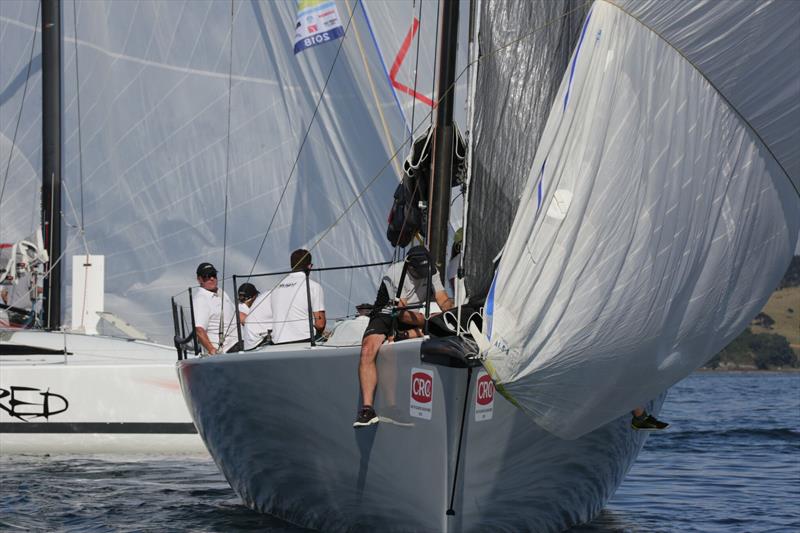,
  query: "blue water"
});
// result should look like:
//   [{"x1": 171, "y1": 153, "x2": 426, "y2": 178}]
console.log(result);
[{"x1": 1, "y1": 372, "x2": 798, "y2": 532}]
